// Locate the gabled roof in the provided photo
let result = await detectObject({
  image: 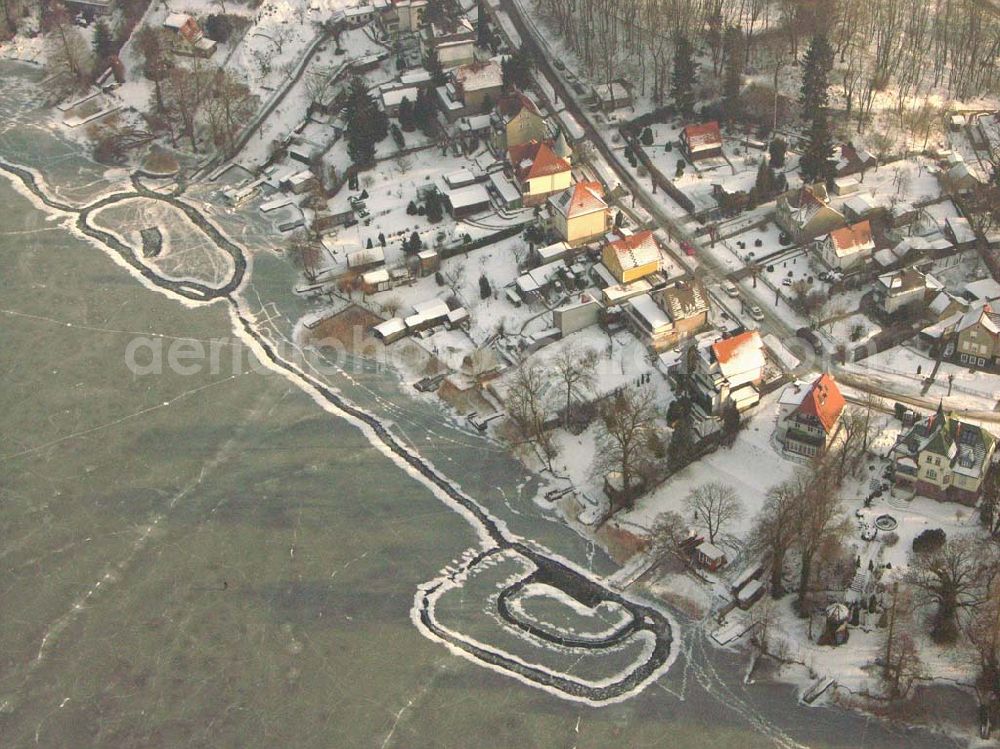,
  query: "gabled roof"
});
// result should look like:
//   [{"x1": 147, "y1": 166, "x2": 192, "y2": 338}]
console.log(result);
[
  {"x1": 794, "y1": 373, "x2": 845, "y2": 433},
  {"x1": 957, "y1": 303, "x2": 1000, "y2": 335},
  {"x1": 508, "y1": 140, "x2": 571, "y2": 181},
  {"x1": 605, "y1": 230, "x2": 659, "y2": 270},
  {"x1": 712, "y1": 330, "x2": 764, "y2": 378},
  {"x1": 657, "y1": 280, "x2": 709, "y2": 322},
  {"x1": 550, "y1": 181, "x2": 606, "y2": 218},
  {"x1": 681, "y1": 121, "x2": 722, "y2": 151},
  {"x1": 829, "y1": 220, "x2": 874, "y2": 255}
]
